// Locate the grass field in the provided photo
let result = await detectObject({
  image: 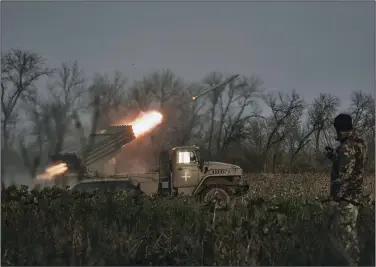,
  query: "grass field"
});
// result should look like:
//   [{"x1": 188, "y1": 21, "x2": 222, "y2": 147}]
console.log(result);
[
  {"x1": 2, "y1": 174, "x2": 375, "y2": 265},
  {"x1": 245, "y1": 173, "x2": 375, "y2": 200}
]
